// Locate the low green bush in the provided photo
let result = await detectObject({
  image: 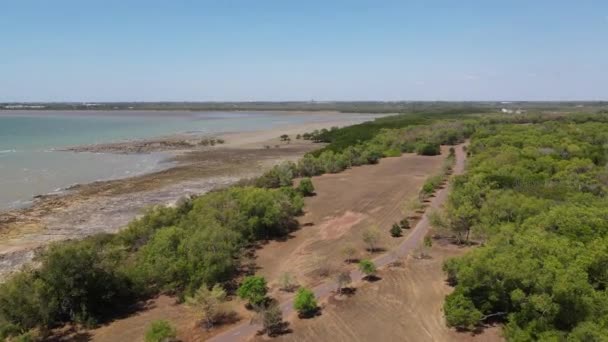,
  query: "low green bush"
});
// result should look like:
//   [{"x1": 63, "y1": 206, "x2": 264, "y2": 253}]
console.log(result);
[
  {"x1": 293, "y1": 288, "x2": 318, "y2": 317},
  {"x1": 358, "y1": 259, "x2": 377, "y2": 278},
  {"x1": 145, "y1": 320, "x2": 177, "y2": 342},
  {"x1": 416, "y1": 142, "x2": 441, "y2": 156},
  {"x1": 390, "y1": 223, "x2": 402, "y2": 237},
  {"x1": 297, "y1": 178, "x2": 315, "y2": 196},
  {"x1": 237, "y1": 276, "x2": 268, "y2": 307},
  {"x1": 255, "y1": 162, "x2": 296, "y2": 188},
  {"x1": 421, "y1": 175, "x2": 443, "y2": 195}
]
